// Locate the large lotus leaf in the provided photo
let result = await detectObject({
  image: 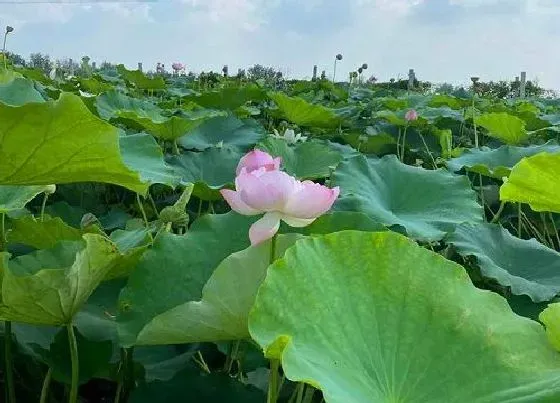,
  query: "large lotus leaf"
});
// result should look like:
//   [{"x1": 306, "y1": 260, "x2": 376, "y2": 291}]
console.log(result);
[
  {"x1": 331, "y1": 155, "x2": 483, "y2": 241},
  {"x1": 249, "y1": 231, "x2": 560, "y2": 403},
  {"x1": 117, "y1": 64, "x2": 166, "y2": 90},
  {"x1": 500, "y1": 152, "x2": 560, "y2": 213},
  {"x1": 187, "y1": 85, "x2": 266, "y2": 110},
  {"x1": 540, "y1": 303, "x2": 560, "y2": 351},
  {"x1": 7, "y1": 215, "x2": 82, "y2": 249},
  {"x1": 428, "y1": 94, "x2": 471, "y2": 109},
  {"x1": 0, "y1": 77, "x2": 44, "y2": 106},
  {"x1": 282, "y1": 212, "x2": 387, "y2": 235},
  {"x1": 136, "y1": 234, "x2": 301, "y2": 345},
  {"x1": 0, "y1": 234, "x2": 121, "y2": 325},
  {"x1": 129, "y1": 367, "x2": 264, "y2": 403},
  {"x1": 0, "y1": 185, "x2": 48, "y2": 213},
  {"x1": 268, "y1": 92, "x2": 343, "y2": 128},
  {"x1": 475, "y1": 112, "x2": 528, "y2": 145},
  {"x1": 117, "y1": 212, "x2": 255, "y2": 346},
  {"x1": 120, "y1": 133, "x2": 181, "y2": 187},
  {"x1": 104, "y1": 229, "x2": 151, "y2": 281},
  {"x1": 0, "y1": 93, "x2": 147, "y2": 194},
  {"x1": 447, "y1": 223, "x2": 560, "y2": 302},
  {"x1": 257, "y1": 137, "x2": 343, "y2": 179},
  {"x1": 167, "y1": 148, "x2": 242, "y2": 200},
  {"x1": 447, "y1": 142, "x2": 560, "y2": 179},
  {"x1": 77, "y1": 77, "x2": 113, "y2": 95},
  {"x1": 95, "y1": 90, "x2": 162, "y2": 121},
  {"x1": 178, "y1": 116, "x2": 265, "y2": 151},
  {"x1": 417, "y1": 107, "x2": 464, "y2": 123},
  {"x1": 116, "y1": 112, "x2": 208, "y2": 141}
]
